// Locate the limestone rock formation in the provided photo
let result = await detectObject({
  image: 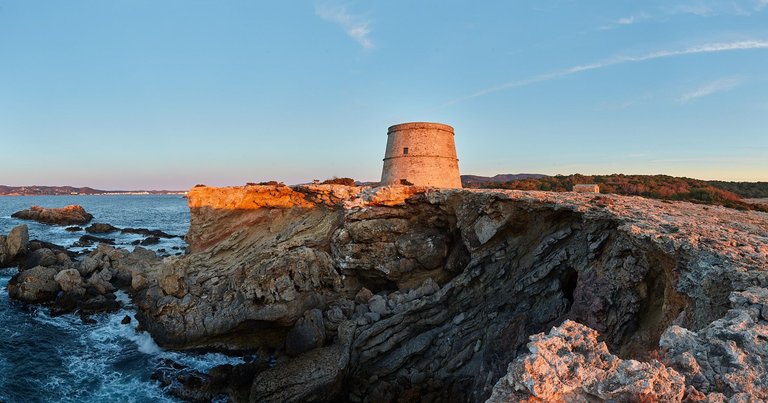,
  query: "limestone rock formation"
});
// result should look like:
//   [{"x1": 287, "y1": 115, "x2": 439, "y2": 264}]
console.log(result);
[
  {"x1": 659, "y1": 287, "x2": 768, "y2": 401},
  {"x1": 487, "y1": 320, "x2": 686, "y2": 402},
  {"x1": 12, "y1": 205, "x2": 94, "y2": 225},
  {"x1": 124, "y1": 184, "x2": 768, "y2": 401}
]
